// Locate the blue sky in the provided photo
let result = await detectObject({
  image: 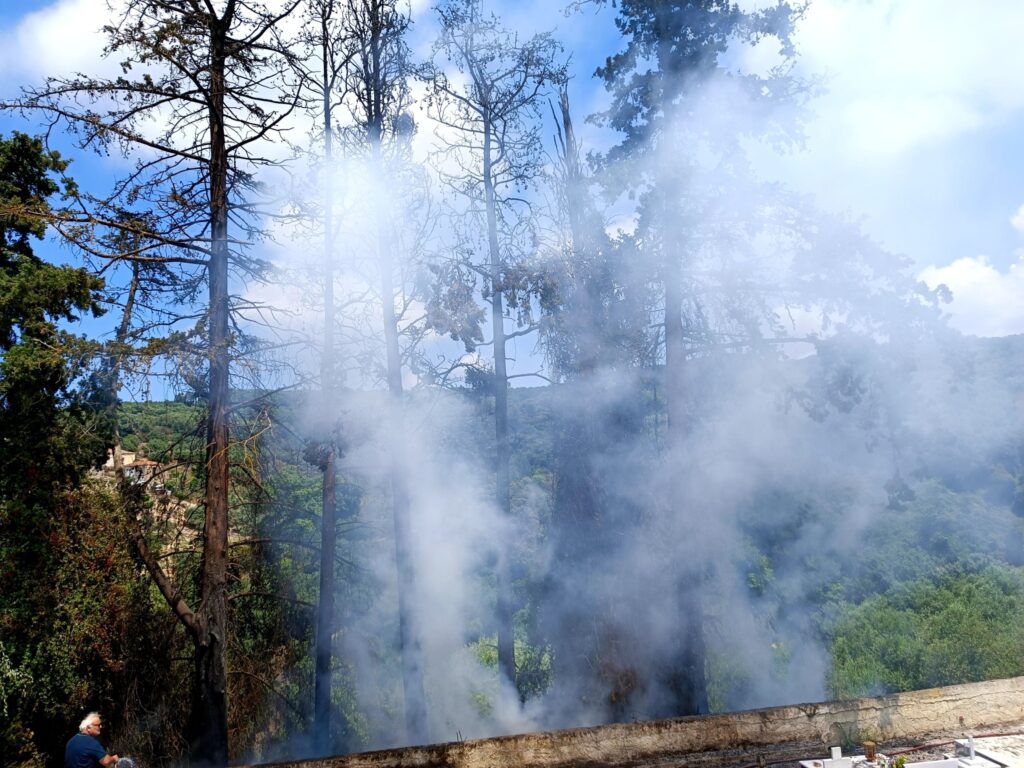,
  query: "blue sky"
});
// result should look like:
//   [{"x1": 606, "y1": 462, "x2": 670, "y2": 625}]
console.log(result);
[{"x1": 2, "y1": 0, "x2": 1023, "y2": 339}]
